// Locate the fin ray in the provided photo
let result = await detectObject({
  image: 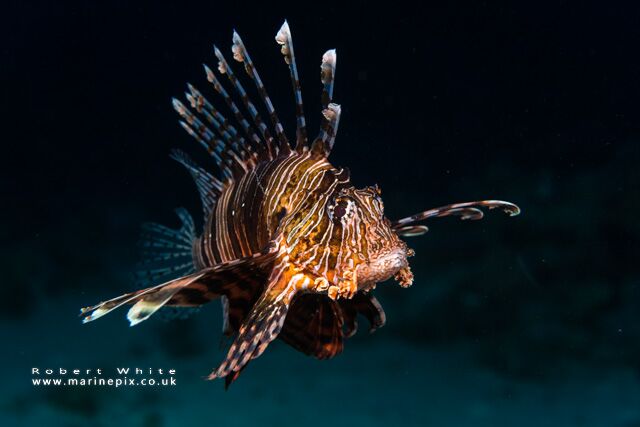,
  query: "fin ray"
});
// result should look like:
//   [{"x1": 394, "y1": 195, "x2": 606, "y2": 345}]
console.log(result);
[
  {"x1": 312, "y1": 50, "x2": 341, "y2": 157},
  {"x1": 203, "y1": 63, "x2": 266, "y2": 159},
  {"x1": 185, "y1": 83, "x2": 253, "y2": 168},
  {"x1": 214, "y1": 46, "x2": 278, "y2": 159},
  {"x1": 232, "y1": 30, "x2": 291, "y2": 154},
  {"x1": 172, "y1": 98, "x2": 237, "y2": 179},
  {"x1": 280, "y1": 294, "x2": 345, "y2": 359},
  {"x1": 81, "y1": 246, "x2": 279, "y2": 325},
  {"x1": 208, "y1": 260, "x2": 298, "y2": 379},
  {"x1": 169, "y1": 149, "x2": 221, "y2": 217},
  {"x1": 208, "y1": 292, "x2": 290, "y2": 379},
  {"x1": 275, "y1": 20, "x2": 308, "y2": 149}
]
